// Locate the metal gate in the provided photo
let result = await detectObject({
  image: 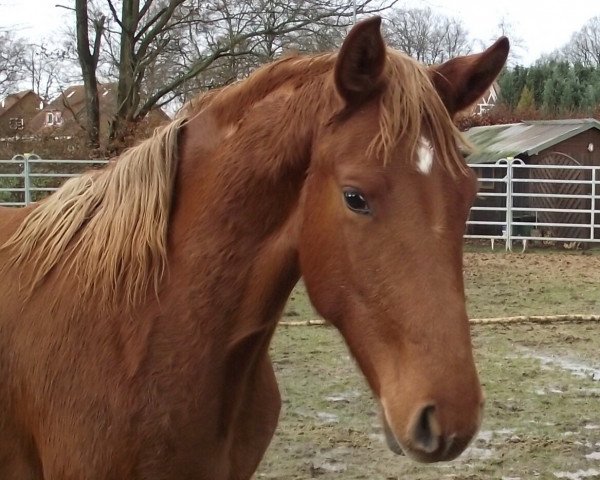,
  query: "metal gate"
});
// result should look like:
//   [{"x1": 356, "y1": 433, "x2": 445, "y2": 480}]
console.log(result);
[
  {"x1": 0, "y1": 155, "x2": 108, "y2": 206},
  {"x1": 466, "y1": 158, "x2": 600, "y2": 250}
]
